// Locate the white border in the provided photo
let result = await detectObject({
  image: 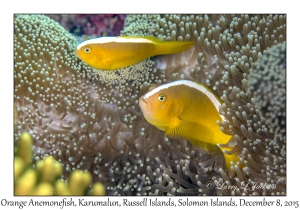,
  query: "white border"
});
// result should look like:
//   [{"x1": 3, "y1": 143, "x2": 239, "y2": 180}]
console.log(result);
[{"x1": 3, "y1": 2, "x2": 297, "y2": 210}]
